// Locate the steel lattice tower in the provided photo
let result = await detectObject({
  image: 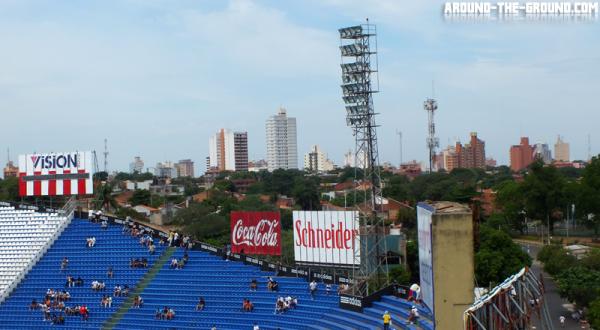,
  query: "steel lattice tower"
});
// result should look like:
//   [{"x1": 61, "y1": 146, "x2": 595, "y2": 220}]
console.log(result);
[
  {"x1": 339, "y1": 22, "x2": 388, "y2": 296},
  {"x1": 424, "y1": 98, "x2": 439, "y2": 173}
]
